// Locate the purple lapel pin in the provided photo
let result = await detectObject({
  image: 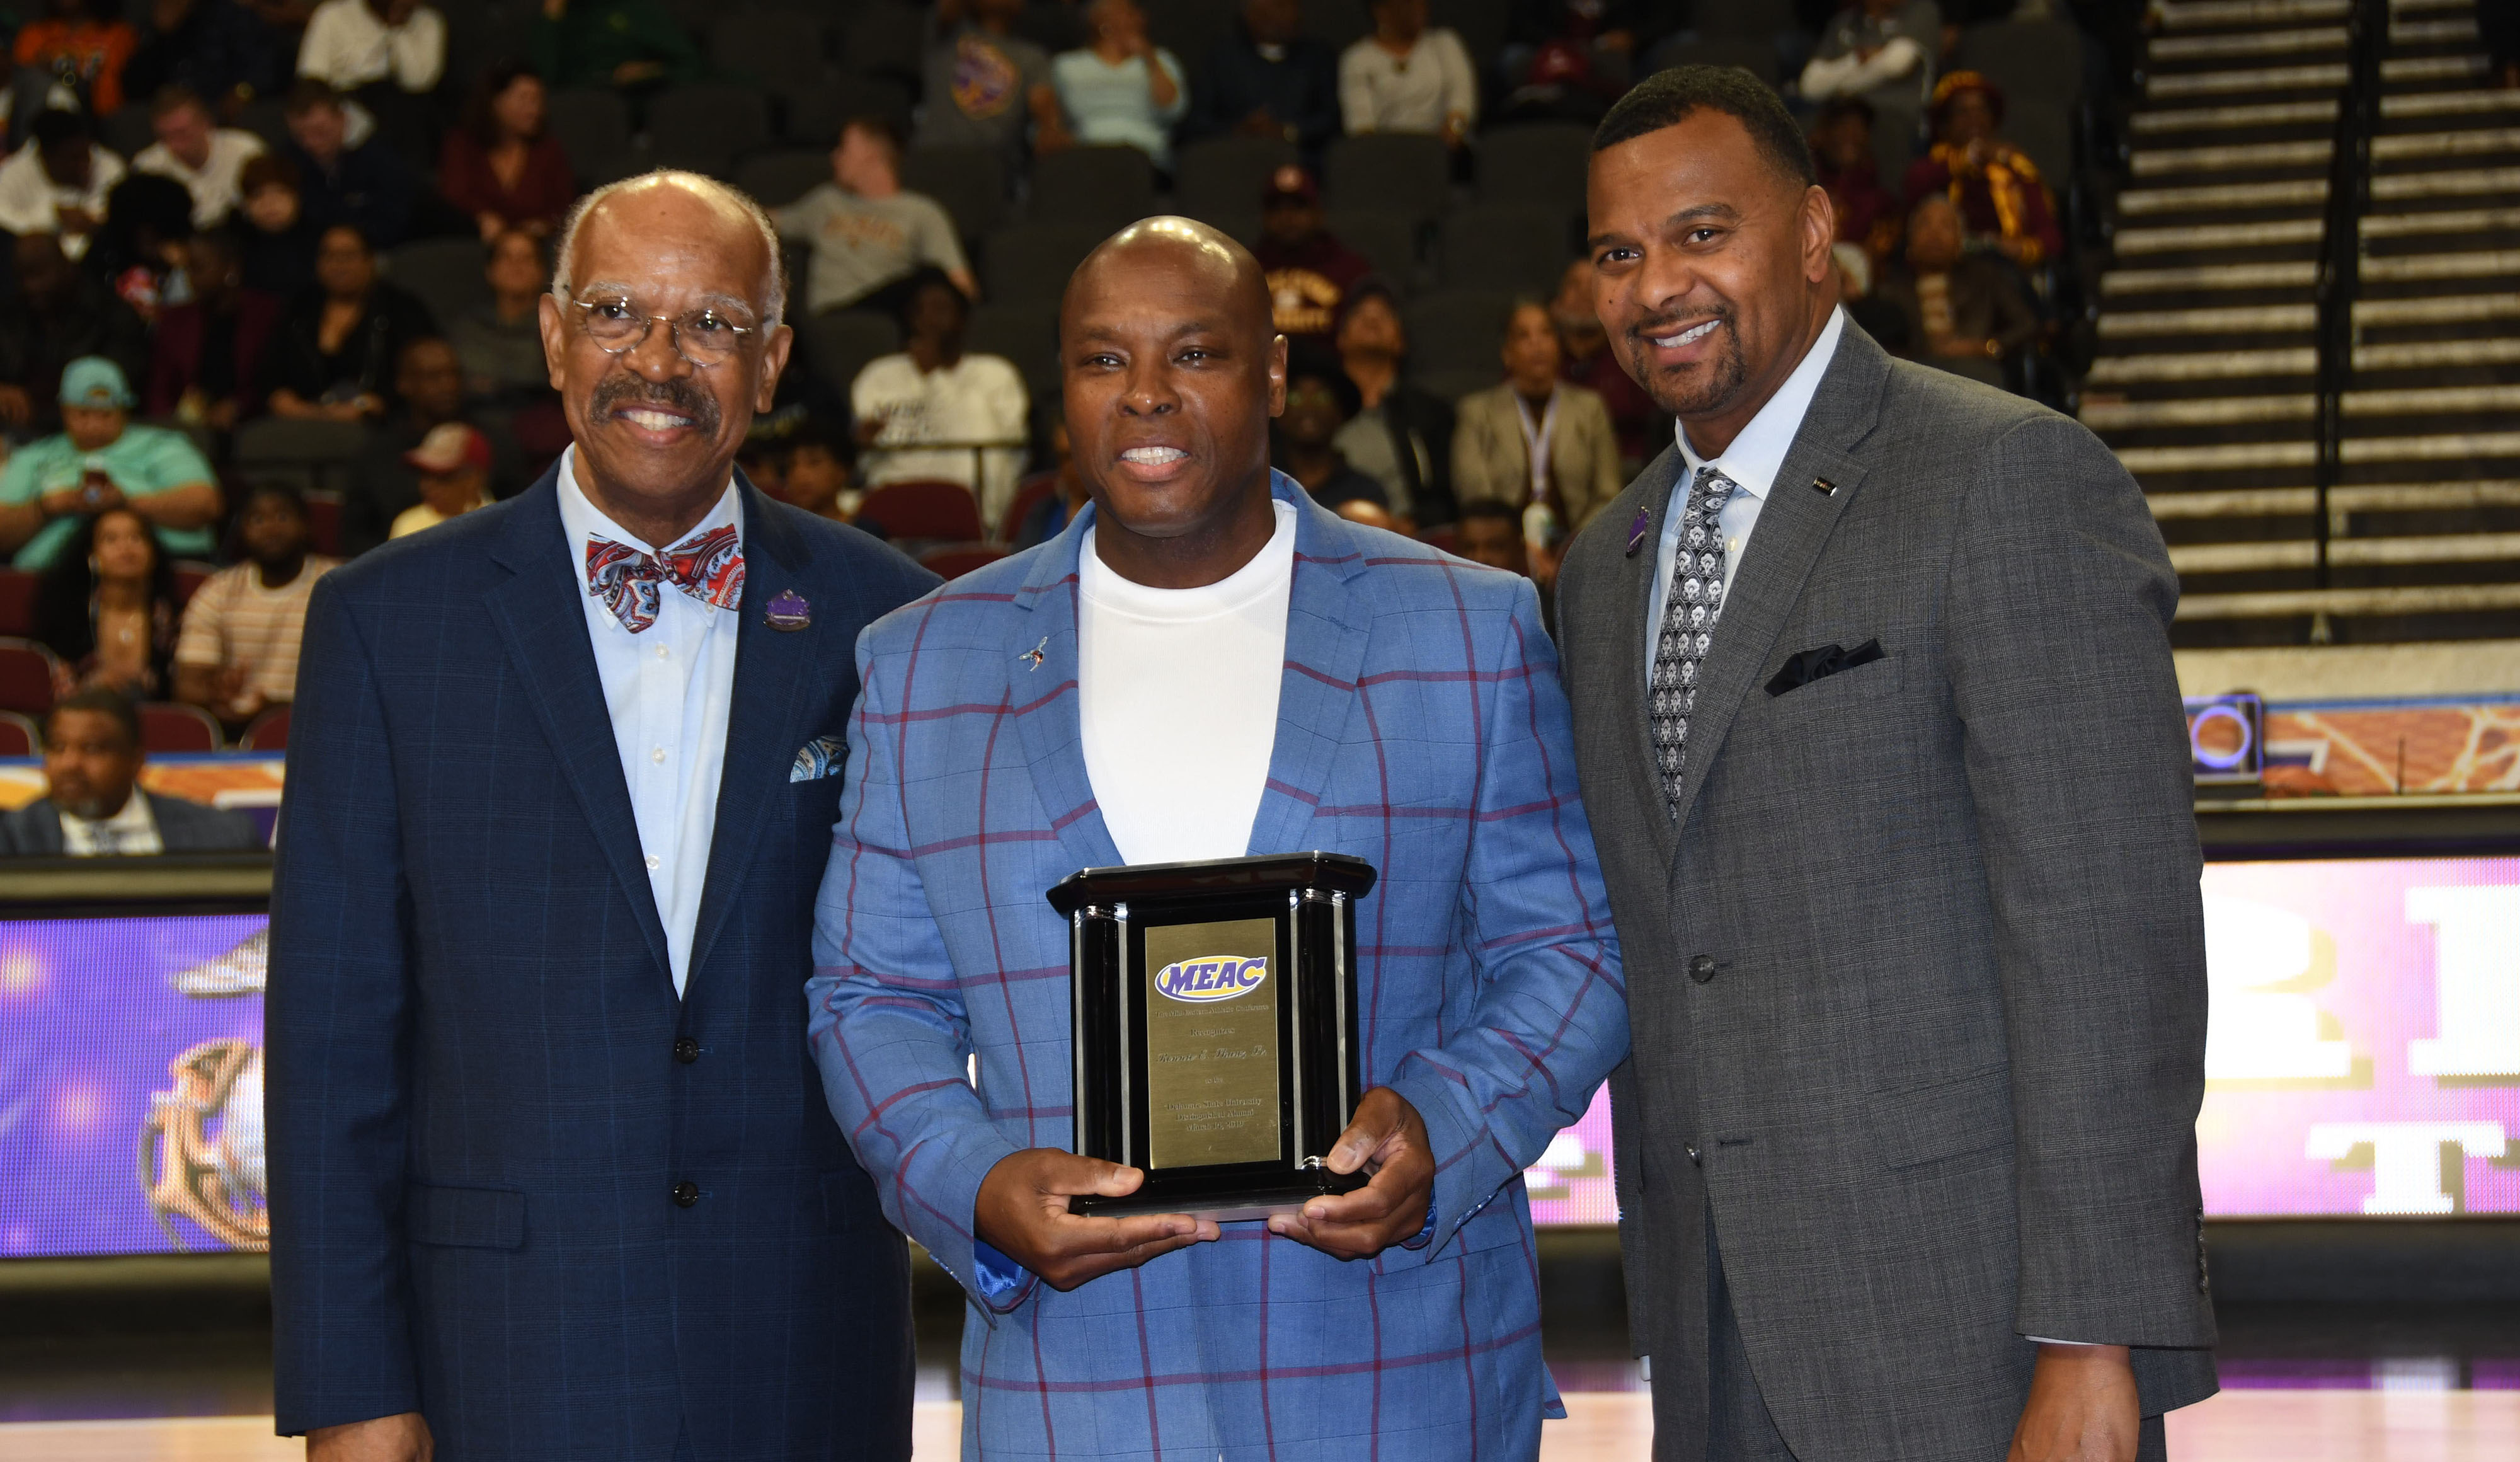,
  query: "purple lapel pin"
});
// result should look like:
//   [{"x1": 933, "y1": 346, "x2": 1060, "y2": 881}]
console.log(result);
[
  {"x1": 765, "y1": 589, "x2": 811, "y2": 631},
  {"x1": 1625, "y1": 507, "x2": 1651, "y2": 556}
]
